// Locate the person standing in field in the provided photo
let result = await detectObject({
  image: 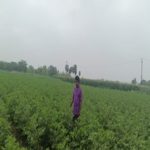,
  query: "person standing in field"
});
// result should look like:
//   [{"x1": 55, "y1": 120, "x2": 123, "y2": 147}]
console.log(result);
[{"x1": 71, "y1": 76, "x2": 83, "y2": 122}]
